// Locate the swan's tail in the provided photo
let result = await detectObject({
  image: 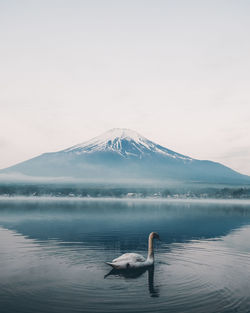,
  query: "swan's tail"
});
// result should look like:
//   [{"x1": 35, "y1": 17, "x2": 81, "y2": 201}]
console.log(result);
[{"x1": 105, "y1": 262, "x2": 117, "y2": 268}]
